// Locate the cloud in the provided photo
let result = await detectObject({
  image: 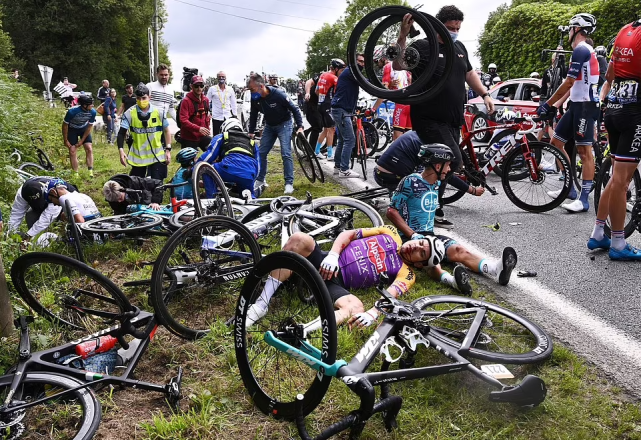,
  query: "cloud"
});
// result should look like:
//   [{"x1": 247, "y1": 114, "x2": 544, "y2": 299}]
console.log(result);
[{"x1": 163, "y1": 0, "x2": 505, "y2": 91}]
